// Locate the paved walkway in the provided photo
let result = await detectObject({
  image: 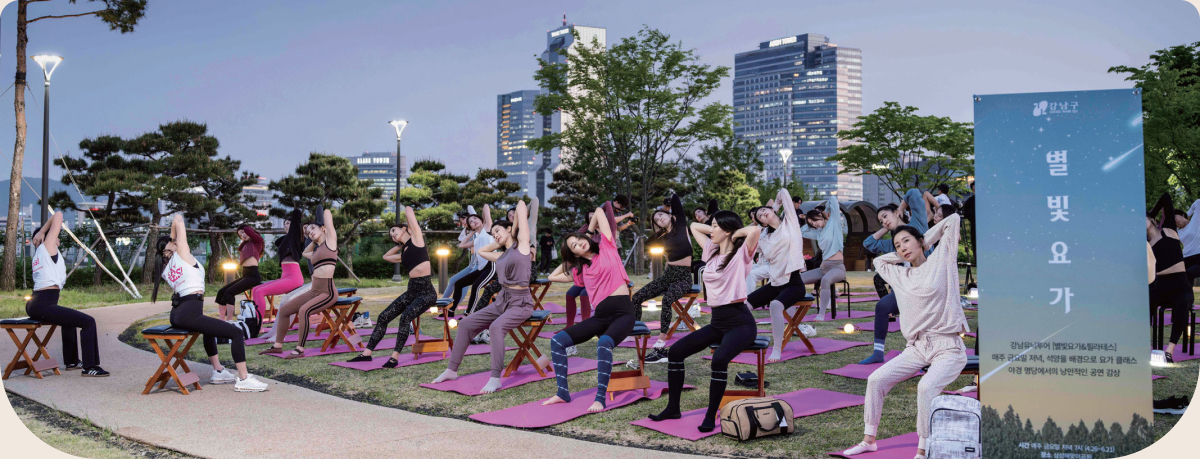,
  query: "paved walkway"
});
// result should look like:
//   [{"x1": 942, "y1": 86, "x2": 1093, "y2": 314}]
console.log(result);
[{"x1": 1, "y1": 298, "x2": 704, "y2": 459}]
